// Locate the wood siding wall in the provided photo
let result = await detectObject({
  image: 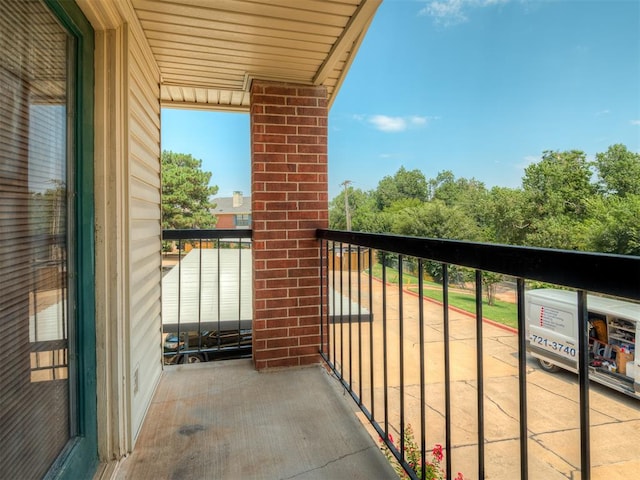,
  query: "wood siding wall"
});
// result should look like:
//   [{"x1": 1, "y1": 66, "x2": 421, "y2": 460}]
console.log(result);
[
  {"x1": 127, "y1": 26, "x2": 162, "y2": 441},
  {"x1": 91, "y1": 4, "x2": 162, "y2": 459}
]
